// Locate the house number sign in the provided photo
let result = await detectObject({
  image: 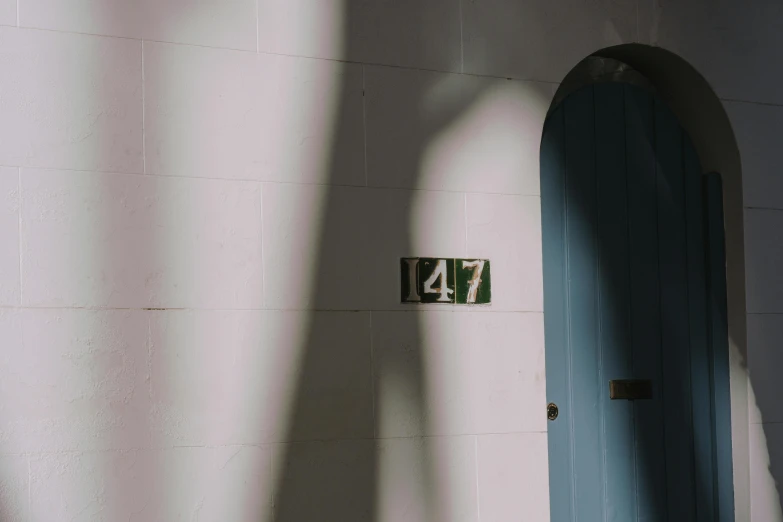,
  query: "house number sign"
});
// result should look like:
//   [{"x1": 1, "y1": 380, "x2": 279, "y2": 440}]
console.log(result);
[{"x1": 400, "y1": 258, "x2": 491, "y2": 304}]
